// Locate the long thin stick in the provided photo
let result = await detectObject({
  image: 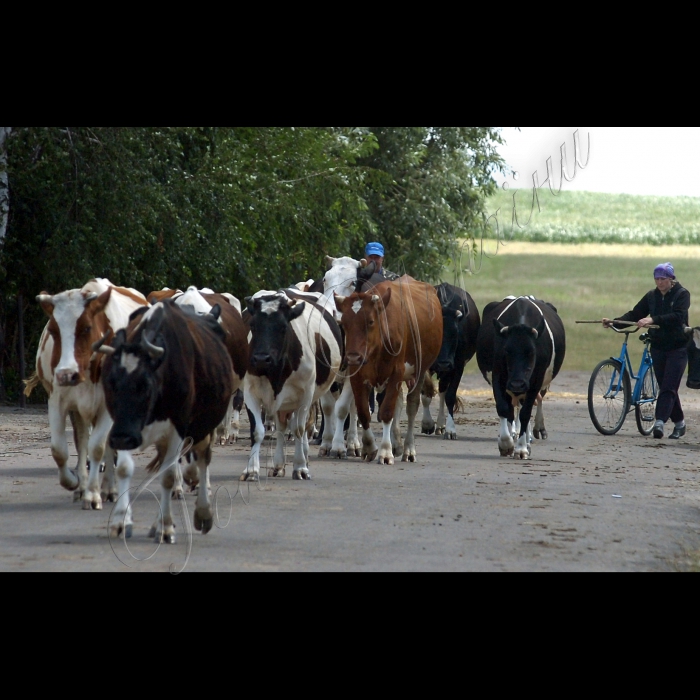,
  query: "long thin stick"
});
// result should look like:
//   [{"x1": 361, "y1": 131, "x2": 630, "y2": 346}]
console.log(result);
[{"x1": 576, "y1": 320, "x2": 660, "y2": 329}]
